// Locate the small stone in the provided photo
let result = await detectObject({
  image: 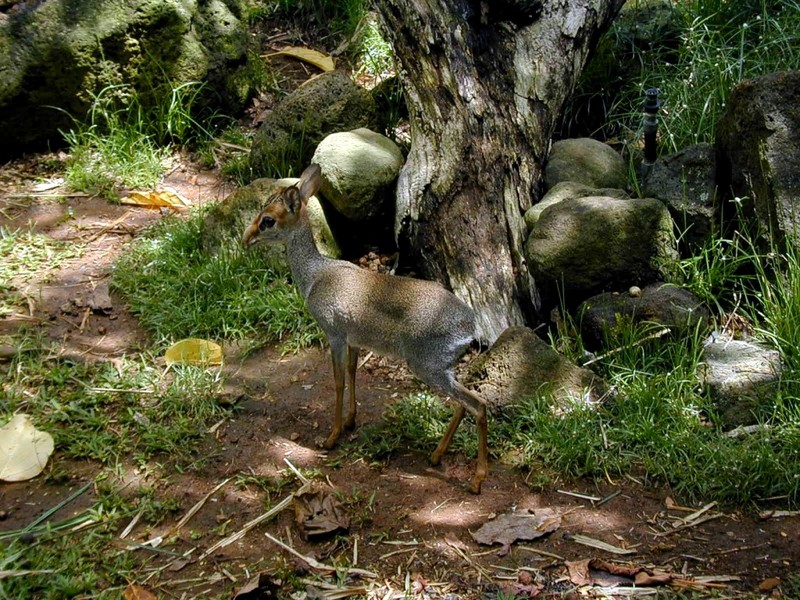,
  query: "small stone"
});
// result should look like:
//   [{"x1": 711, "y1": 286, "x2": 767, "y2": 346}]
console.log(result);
[
  {"x1": 759, "y1": 577, "x2": 781, "y2": 592},
  {"x1": 628, "y1": 286, "x2": 642, "y2": 297},
  {"x1": 290, "y1": 432, "x2": 301, "y2": 441}
]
